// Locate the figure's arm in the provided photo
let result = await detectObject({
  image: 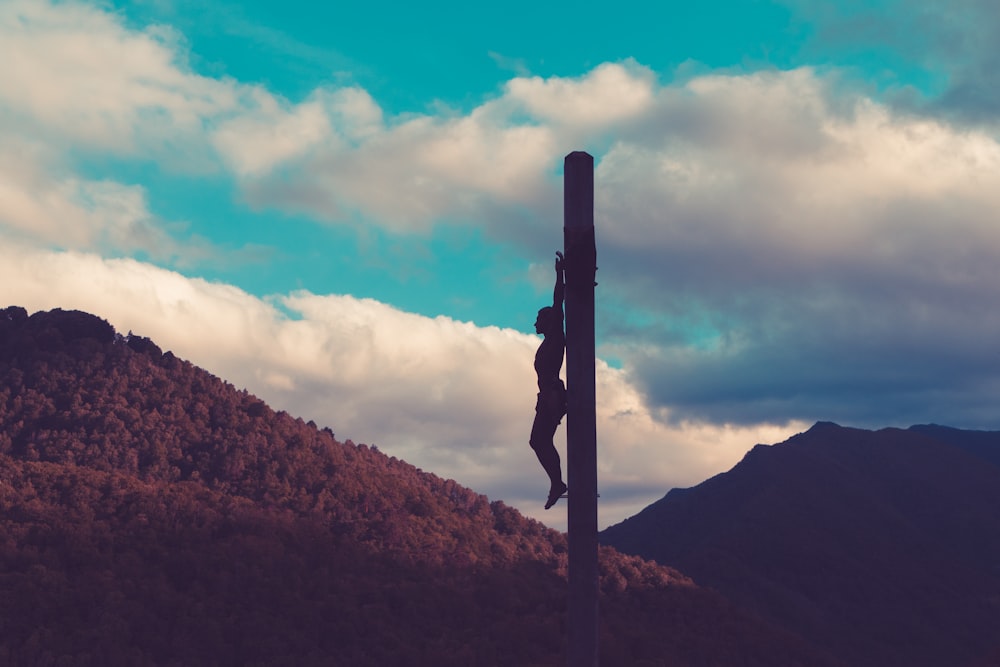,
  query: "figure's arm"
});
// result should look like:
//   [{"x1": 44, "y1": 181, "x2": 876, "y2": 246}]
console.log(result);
[{"x1": 553, "y1": 251, "x2": 565, "y2": 310}]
